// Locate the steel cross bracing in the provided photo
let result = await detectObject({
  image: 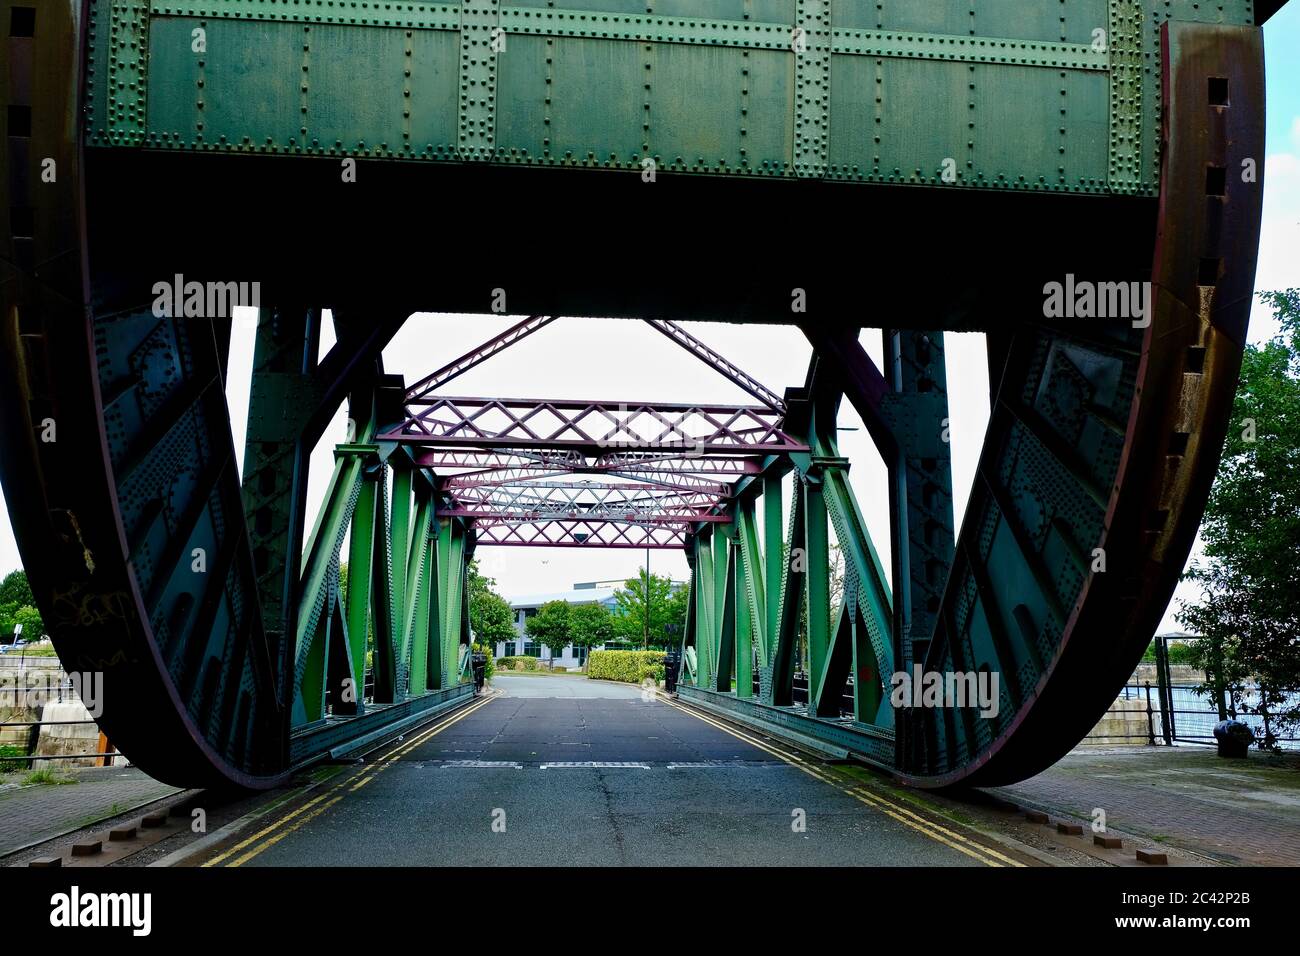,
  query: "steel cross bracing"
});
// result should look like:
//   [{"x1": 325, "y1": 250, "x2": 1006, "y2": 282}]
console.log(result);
[{"x1": 371, "y1": 318, "x2": 807, "y2": 549}]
